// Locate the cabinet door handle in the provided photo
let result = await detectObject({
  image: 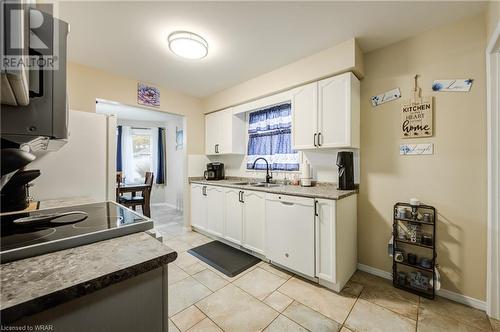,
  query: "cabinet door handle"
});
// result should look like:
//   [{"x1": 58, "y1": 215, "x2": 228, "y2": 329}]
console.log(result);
[
  {"x1": 314, "y1": 200, "x2": 319, "y2": 216},
  {"x1": 318, "y1": 133, "x2": 322, "y2": 147},
  {"x1": 240, "y1": 191, "x2": 244, "y2": 203},
  {"x1": 280, "y1": 201, "x2": 294, "y2": 206},
  {"x1": 202, "y1": 186, "x2": 207, "y2": 196},
  {"x1": 313, "y1": 133, "x2": 317, "y2": 147},
  {"x1": 215, "y1": 144, "x2": 219, "y2": 154}
]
